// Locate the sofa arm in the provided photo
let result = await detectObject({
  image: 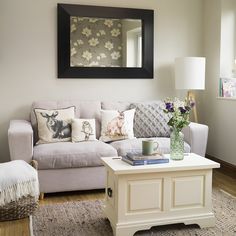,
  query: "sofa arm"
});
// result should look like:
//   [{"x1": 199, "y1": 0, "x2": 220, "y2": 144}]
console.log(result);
[
  {"x1": 182, "y1": 122, "x2": 209, "y2": 157},
  {"x1": 8, "y1": 120, "x2": 34, "y2": 163}
]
